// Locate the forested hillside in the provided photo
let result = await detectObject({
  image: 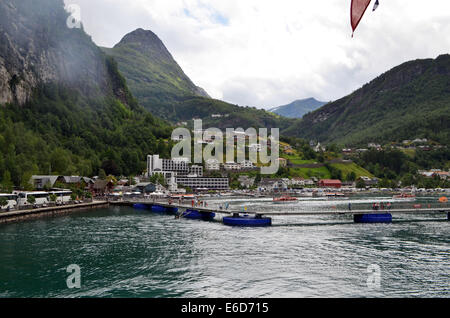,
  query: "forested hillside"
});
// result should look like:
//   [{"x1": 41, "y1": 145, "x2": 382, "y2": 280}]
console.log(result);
[
  {"x1": 283, "y1": 55, "x2": 450, "y2": 146},
  {"x1": 0, "y1": 0, "x2": 172, "y2": 188}
]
